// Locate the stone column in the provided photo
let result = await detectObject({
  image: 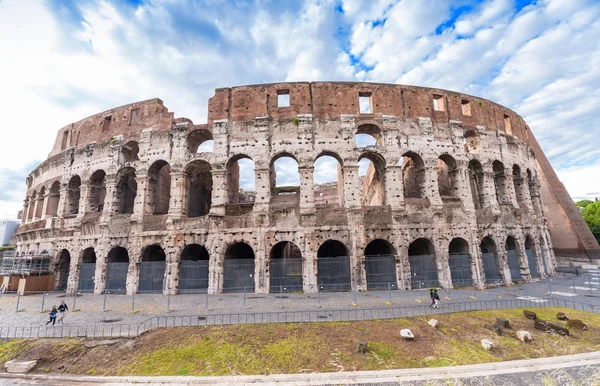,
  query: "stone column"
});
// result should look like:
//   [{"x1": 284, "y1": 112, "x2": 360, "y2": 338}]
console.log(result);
[
  {"x1": 516, "y1": 233, "x2": 532, "y2": 282},
  {"x1": 126, "y1": 255, "x2": 141, "y2": 295},
  {"x1": 30, "y1": 195, "x2": 40, "y2": 221},
  {"x1": 209, "y1": 170, "x2": 227, "y2": 216},
  {"x1": 255, "y1": 233, "x2": 267, "y2": 294},
  {"x1": 41, "y1": 190, "x2": 50, "y2": 219},
  {"x1": 66, "y1": 250, "x2": 81, "y2": 295},
  {"x1": 343, "y1": 165, "x2": 360, "y2": 209},
  {"x1": 385, "y1": 165, "x2": 403, "y2": 209},
  {"x1": 93, "y1": 245, "x2": 107, "y2": 294},
  {"x1": 470, "y1": 239, "x2": 486, "y2": 289},
  {"x1": 77, "y1": 182, "x2": 90, "y2": 218},
  {"x1": 424, "y1": 159, "x2": 443, "y2": 206},
  {"x1": 299, "y1": 166, "x2": 315, "y2": 214},
  {"x1": 397, "y1": 245, "x2": 411, "y2": 290},
  {"x1": 164, "y1": 243, "x2": 180, "y2": 295},
  {"x1": 254, "y1": 167, "x2": 271, "y2": 210},
  {"x1": 435, "y1": 239, "x2": 452, "y2": 289},
  {"x1": 21, "y1": 198, "x2": 29, "y2": 224},
  {"x1": 168, "y1": 171, "x2": 186, "y2": 218},
  {"x1": 56, "y1": 184, "x2": 68, "y2": 219},
  {"x1": 131, "y1": 174, "x2": 148, "y2": 221},
  {"x1": 101, "y1": 178, "x2": 117, "y2": 222},
  {"x1": 482, "y1": 167, "x2": 500, "y2": 211},
  {"x1": 456, "y1": 161, "x2": 475, "y2": 211},
  {"x1": 504, "y1": 167, "x2": 519, "y2": 208}
]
